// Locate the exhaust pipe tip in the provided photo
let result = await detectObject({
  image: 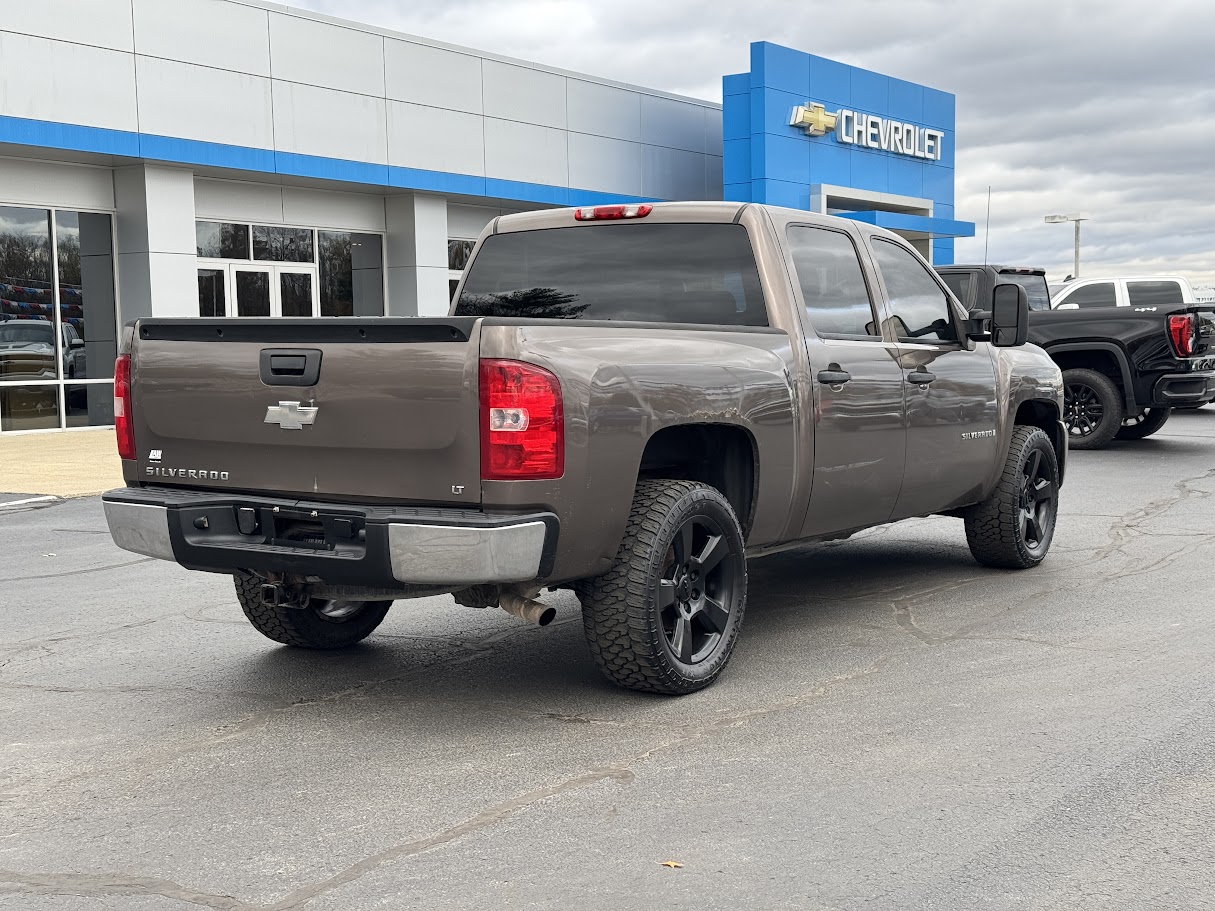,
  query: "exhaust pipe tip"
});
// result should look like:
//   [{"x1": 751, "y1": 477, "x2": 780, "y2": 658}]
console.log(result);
[{"x1": 500, "y1": 592, "x2": 556, "y2": 626}]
